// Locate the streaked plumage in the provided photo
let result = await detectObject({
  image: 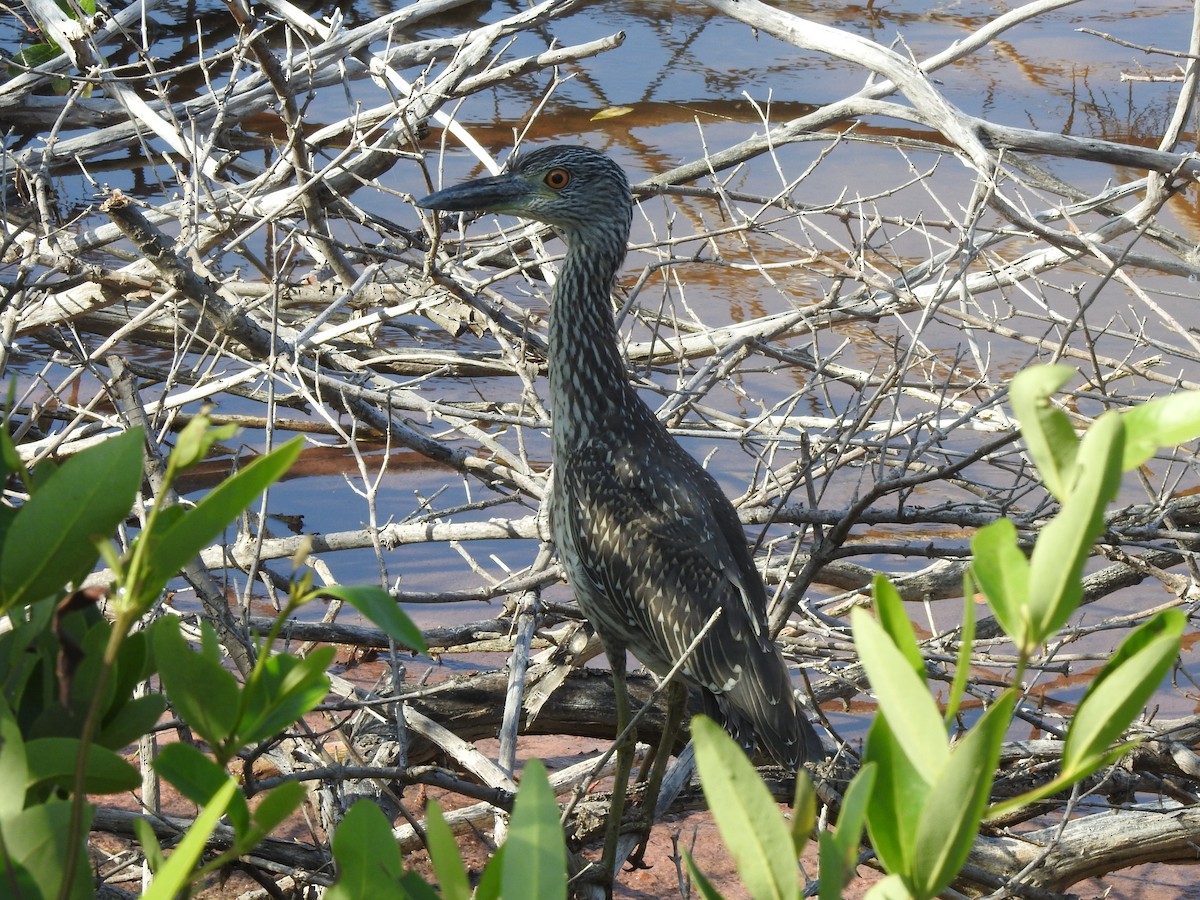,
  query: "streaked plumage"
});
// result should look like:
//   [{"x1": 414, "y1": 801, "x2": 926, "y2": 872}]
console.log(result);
[{"x1": 417, "y1": 145, "x2": 820, "y2": 767}]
